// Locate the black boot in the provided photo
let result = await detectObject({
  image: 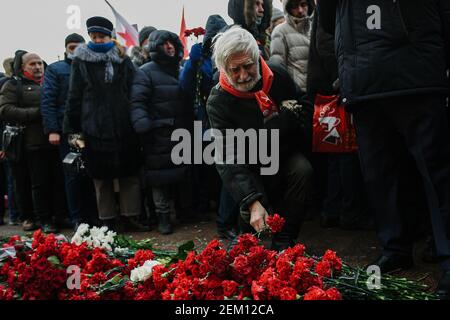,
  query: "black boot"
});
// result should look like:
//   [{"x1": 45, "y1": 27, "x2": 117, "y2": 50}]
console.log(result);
[
  {"x1": 122, "y1": 216, "x2": 152, "y2": 232},
  {"x1": 271, "y1": 232, "x2": 295, "y2": 252},
  {"x1": 368, "y1": 254, "x2": 414, "y2": 274},
  {"x1": 101, "y1": 218, "x2": 117, "y2": 232},
  {"x1": 158, "y1": 212, "x2": 173, "y2": 235},
  {"x1": 422, "y1": 236, "x2": 438, "y2": 263},
  {"x1": 436, "y1": 270, "x2": 450, "y2": 300}
]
